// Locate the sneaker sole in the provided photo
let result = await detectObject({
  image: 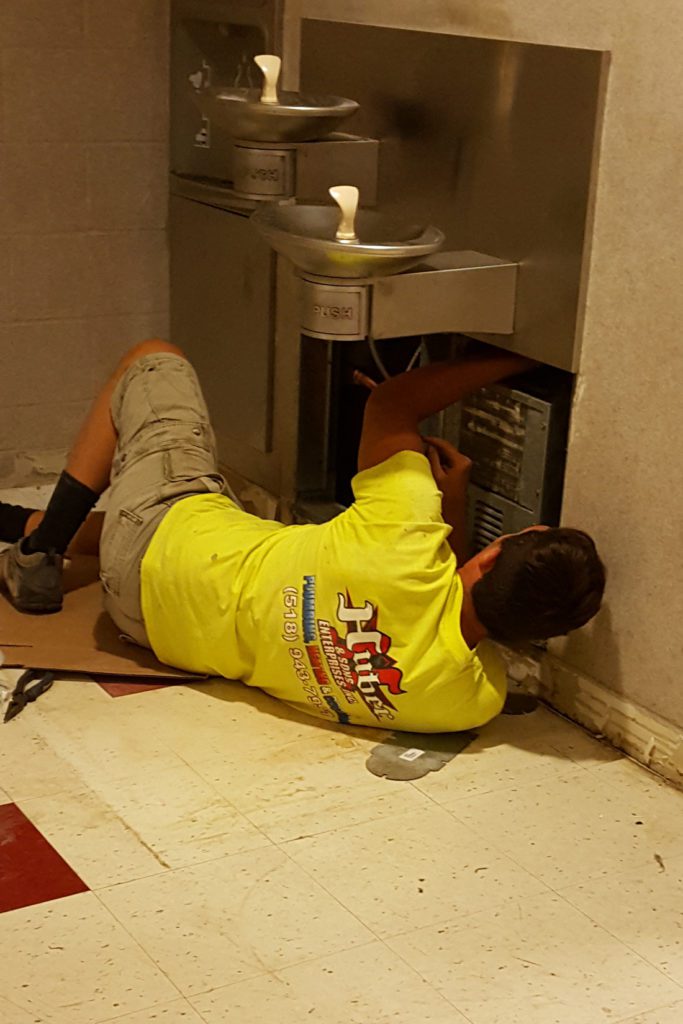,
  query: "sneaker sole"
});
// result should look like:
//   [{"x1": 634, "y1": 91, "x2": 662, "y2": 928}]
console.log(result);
[{"x1": 13, "y1": 596, "x2": 63, "y2": 614}]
